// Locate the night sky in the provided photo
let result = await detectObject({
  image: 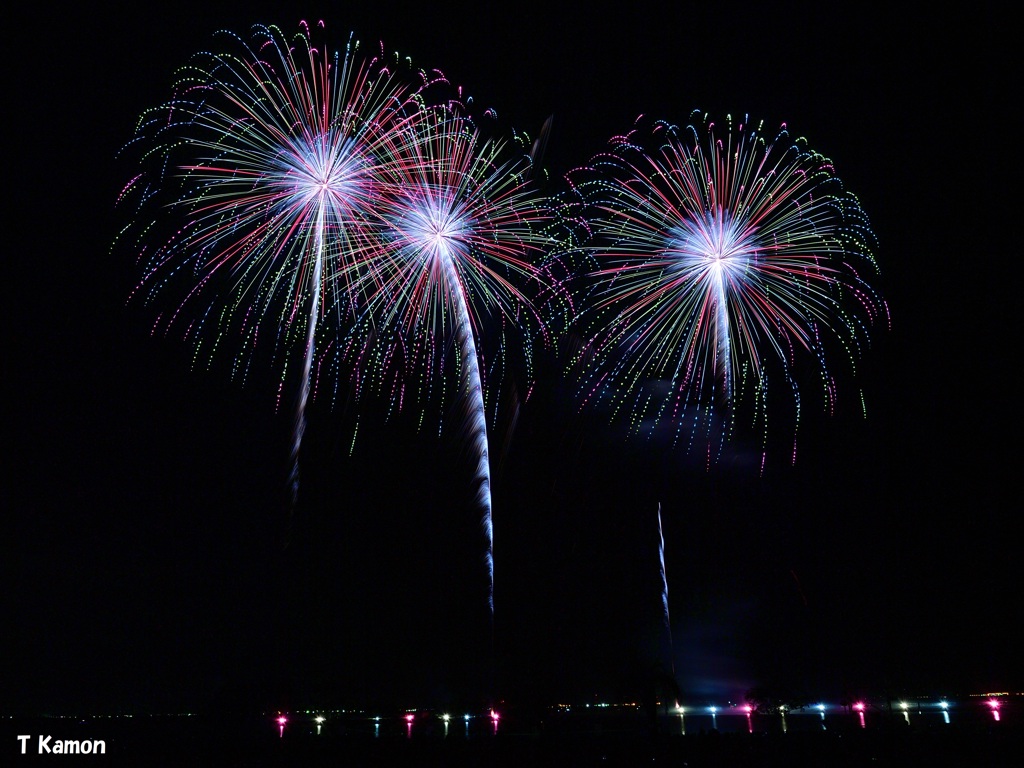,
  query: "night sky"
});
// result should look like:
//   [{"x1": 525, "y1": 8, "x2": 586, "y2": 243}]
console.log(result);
[{"x1": 5, "y1": 2, "x2": 1018, "y2": 716}]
